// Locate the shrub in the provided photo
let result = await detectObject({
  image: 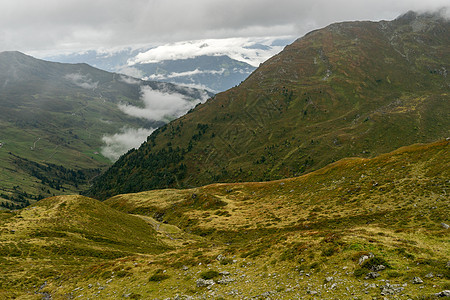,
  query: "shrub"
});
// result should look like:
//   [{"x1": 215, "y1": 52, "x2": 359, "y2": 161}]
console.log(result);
[
  {"x1": 354, "y1": 268, "x2": 367, "y2": 278},
  {"x1": 200, "y1": 270, "x2": 219, "y2": 280},
  {"x1": 361, "y1": 257, "x2": 390, "y2": 270},
  {"x1": 149, "y1": 269, "x2": 170, "y2": 282}
]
